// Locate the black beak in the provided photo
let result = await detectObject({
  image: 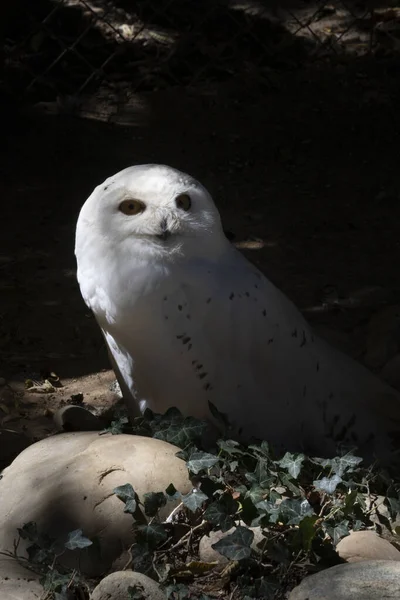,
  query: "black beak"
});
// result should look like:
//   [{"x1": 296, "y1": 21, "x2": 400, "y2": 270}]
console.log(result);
[{"x1": 157, "y1": 218, "x2": 171, "y2": 241}]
